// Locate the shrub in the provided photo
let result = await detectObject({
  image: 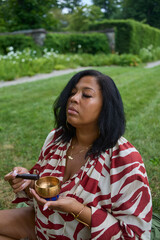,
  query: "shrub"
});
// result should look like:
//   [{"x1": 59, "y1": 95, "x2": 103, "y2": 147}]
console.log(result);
[
  {"x1": 0, "y1": 48, "x2": 142, "y2": 81},
  {"x1": 44, "y1": 32, "x2": 110, "y2": 54},
  {"x1": 139, "y1": 45, "x2": 160, "y2": 62},
  {"x1": 89, "y1": 19, "x2": 160, "y2": 54},
  {"x1": 0, "y1": 34, "x2": 37, "y2": 54}
]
